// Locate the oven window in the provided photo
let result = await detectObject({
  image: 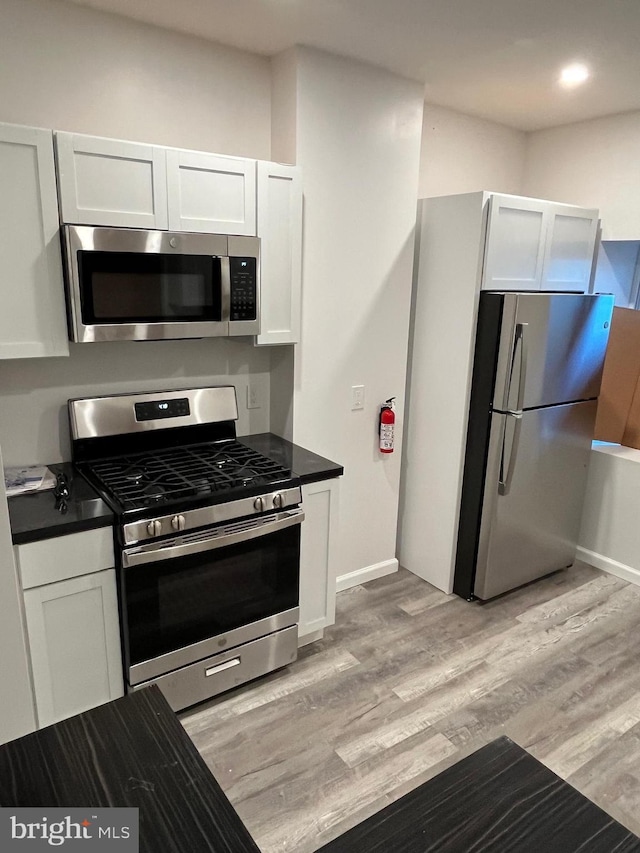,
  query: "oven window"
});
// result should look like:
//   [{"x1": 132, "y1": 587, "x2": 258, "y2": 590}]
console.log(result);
[
  {"x1": 123, "y1": 524, "x2": 300, "y2": 667},
  {"x1": 78, "y1": 251, "x2": 222, "y2": 323}
]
